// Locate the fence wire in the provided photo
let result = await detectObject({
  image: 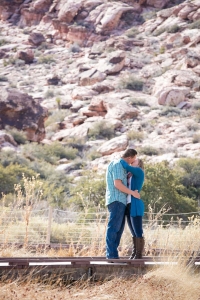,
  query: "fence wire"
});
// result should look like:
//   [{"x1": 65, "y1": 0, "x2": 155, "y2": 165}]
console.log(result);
[{"x1": 0, "y1": 208, "x2": 200, "y2": 253}]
